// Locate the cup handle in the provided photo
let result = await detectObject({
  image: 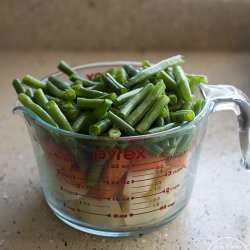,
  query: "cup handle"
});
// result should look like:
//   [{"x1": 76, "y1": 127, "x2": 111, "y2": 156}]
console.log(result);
[{"x1": 200, "y1": 83, "x2": 250, "y2": 170}]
